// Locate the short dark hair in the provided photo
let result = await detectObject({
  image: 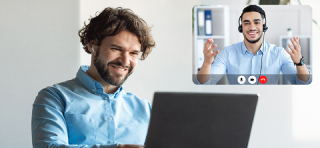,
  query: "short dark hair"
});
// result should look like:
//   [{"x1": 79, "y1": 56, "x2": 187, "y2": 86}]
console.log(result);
[
  {"x1": 78, "y1": 7, "x2": 155, "y2": 60},
  {"x1": 240, "y1": 5, "x2": 266, "y2": 22}
]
